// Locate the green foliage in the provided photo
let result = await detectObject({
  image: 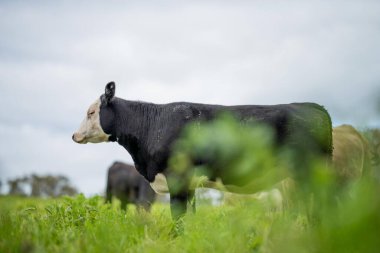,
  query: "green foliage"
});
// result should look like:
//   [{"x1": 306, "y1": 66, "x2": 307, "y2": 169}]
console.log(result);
[
  {"x1": 1, "y1": 179, "x2": 380, "y2": 253},
  {"x1": 0, "y1": 195, "x2": 276, "y2": 253},
  {"x1": 169, "y1": 114, "x2": 285, "y2": 192}
]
